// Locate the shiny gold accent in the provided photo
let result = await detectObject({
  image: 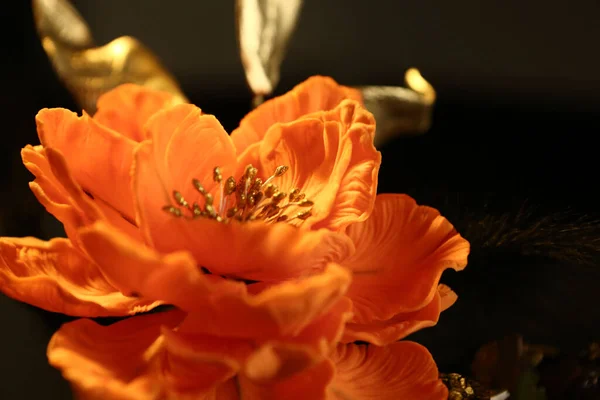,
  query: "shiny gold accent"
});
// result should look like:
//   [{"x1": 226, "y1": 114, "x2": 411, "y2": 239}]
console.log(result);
[
  {"x1": 33, "y1": 0, "x2": 187, "y2": 113},
  {"x1": 440, "y1": 373, "x2": 503, "y2": 400},
  {"x1": 33, "y1": 0, "x2": 435, "y2": 147},
  {"x1": 164, "y1": 164, "x2": 313, "y2": 225},
  {"x1": 358, "y1": 68, "x2": 437, "y2": 146},
  {"x1": 236, "y1": 0, "x2": 304, "y2": 106},
  {"x1": 405, "y1": 68, "x2": 436, "y2": 104}
]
